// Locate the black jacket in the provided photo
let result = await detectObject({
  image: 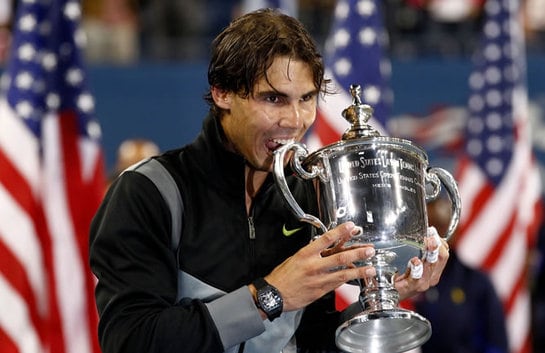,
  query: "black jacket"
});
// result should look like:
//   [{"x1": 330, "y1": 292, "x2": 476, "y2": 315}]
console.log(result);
[{"x1": 90, "y1": 114, "x2": 340, "y2": 353}]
